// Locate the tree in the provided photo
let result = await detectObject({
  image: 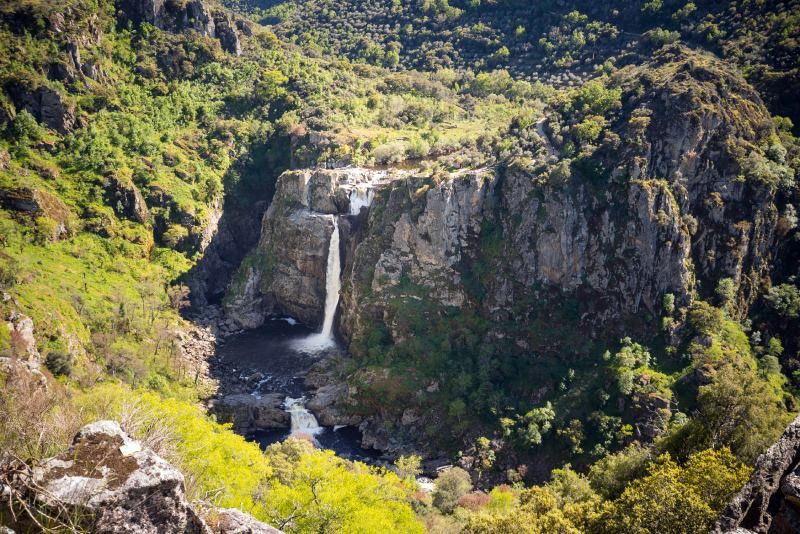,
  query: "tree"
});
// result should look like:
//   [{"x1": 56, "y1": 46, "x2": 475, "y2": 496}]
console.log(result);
[
  {"x1": 44, "y1": 351, "x2": 72, "y2": 377},
  {"x1": 10, "y1": 110, "x2": 44, "y2": 145},
  {"x1": 547, "y1": 465, "x2": 598, "y2": 506},
  {"x1": 519, "y1": 402, "x2": 555, "y2": 446},
  {"x1": 261, "y1": 440, "x2": 423, "y2": 533},
  {"x1": 588, "y1": 444, "x2": 651, "y2": 499},
  {"x1": 716, "y1": 278, "x2": 737, "y2": 308},
  {"x1": 764, "y1": 283, "x2": 800, "y2": 318},
  {"x1": 693, "y1": 363, "x2": 788, "y2": 462},
  {"x1": 599, "y1": 449, "x2": 749, "y2": 534},
  {"x1": 474, "y1": 437, "x2": 496, "y2": 480},
  {"x1": 395, "y1": 454, "x2": 422, "y2": 480},
  {"x1": 432, "y1": 467, "x2": 472, "y2": 513}
]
